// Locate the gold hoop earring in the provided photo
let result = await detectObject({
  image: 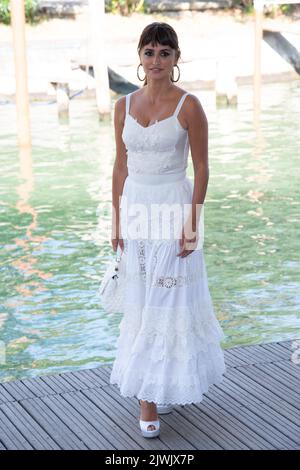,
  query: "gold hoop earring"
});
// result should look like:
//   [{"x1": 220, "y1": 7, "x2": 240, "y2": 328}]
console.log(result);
[
  {"x1": 171, "y1": 64, "x2": 180, "y2": 83},
  {"x1": 137, "y1": 64, "x2": 146, "y2": 81}
]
